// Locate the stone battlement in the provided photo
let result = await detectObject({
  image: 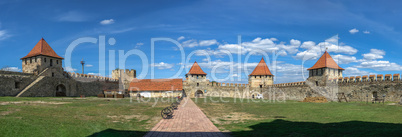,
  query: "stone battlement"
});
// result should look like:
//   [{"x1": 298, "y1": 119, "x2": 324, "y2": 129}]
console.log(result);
[
  {"x1": 329, "y1": 73, "x2": 401, "y2": 84},
  {"x1": 207, "y1": 82, "x2": 249, "y2": 88},
  {"x1": 273, "y1": 81, "x2": 306, "y2": 87},
  {"x1": 65, "y1": 72, "x2": 118, "y2": 82}
]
